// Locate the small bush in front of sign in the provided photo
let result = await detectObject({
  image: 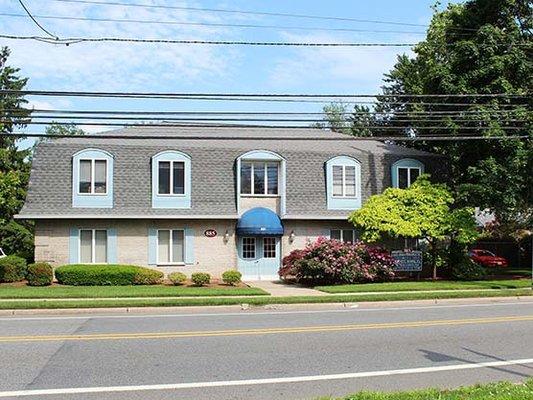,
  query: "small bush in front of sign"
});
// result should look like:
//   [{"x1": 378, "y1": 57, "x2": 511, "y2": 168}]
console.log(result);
[
  {"x1": 26, "y1": 262, "x2": 53, "y2": 286},
  {"x1": 191, "y1": 272, "x2": 211, "y2": 286},
  {"x1": 222, "y1": 270, "x2": 242, "y2": 286},
  {"x1": 168, "y1": 272, "x2": 187, "y2": 285},
  {"x1": 279, "y1": 237, "x2": 395, "y2": 285}
]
